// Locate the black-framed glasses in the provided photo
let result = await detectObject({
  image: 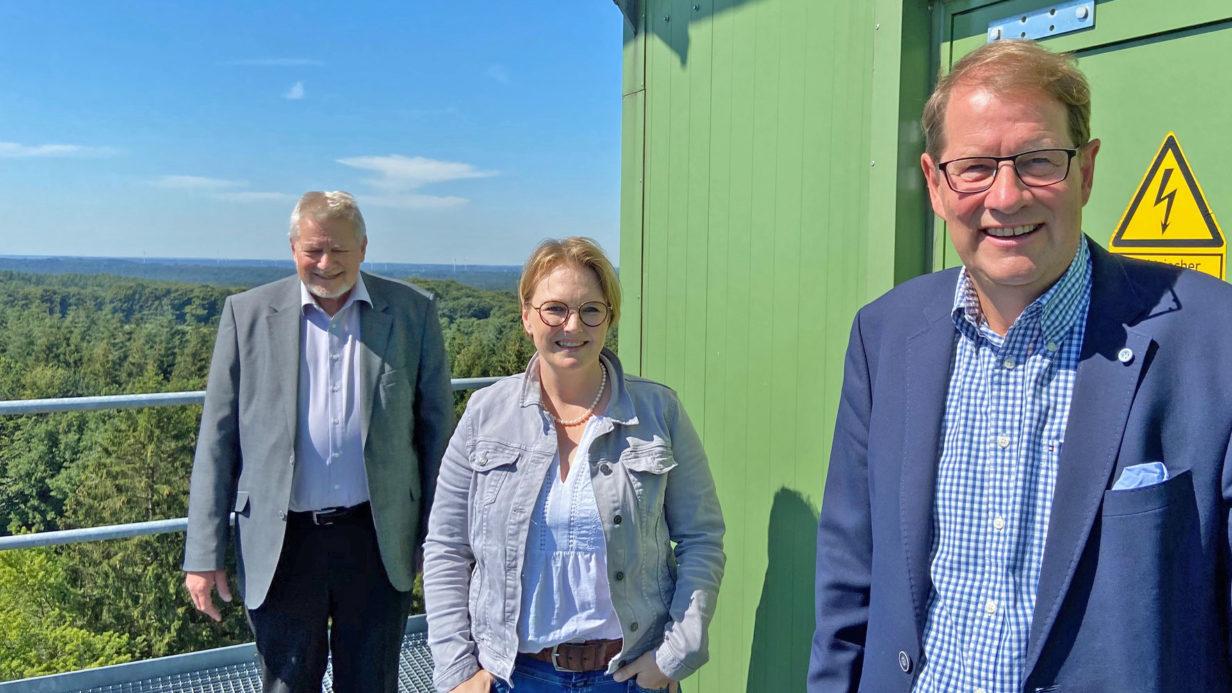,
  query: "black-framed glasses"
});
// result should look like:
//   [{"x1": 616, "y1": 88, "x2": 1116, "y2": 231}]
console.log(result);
[
  {"x1": 529, "y1": 300, "x2": 611, "y2": 327},
  {"x1": 938, "y1": 146, "x2": 1083, "y2": 193}
]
